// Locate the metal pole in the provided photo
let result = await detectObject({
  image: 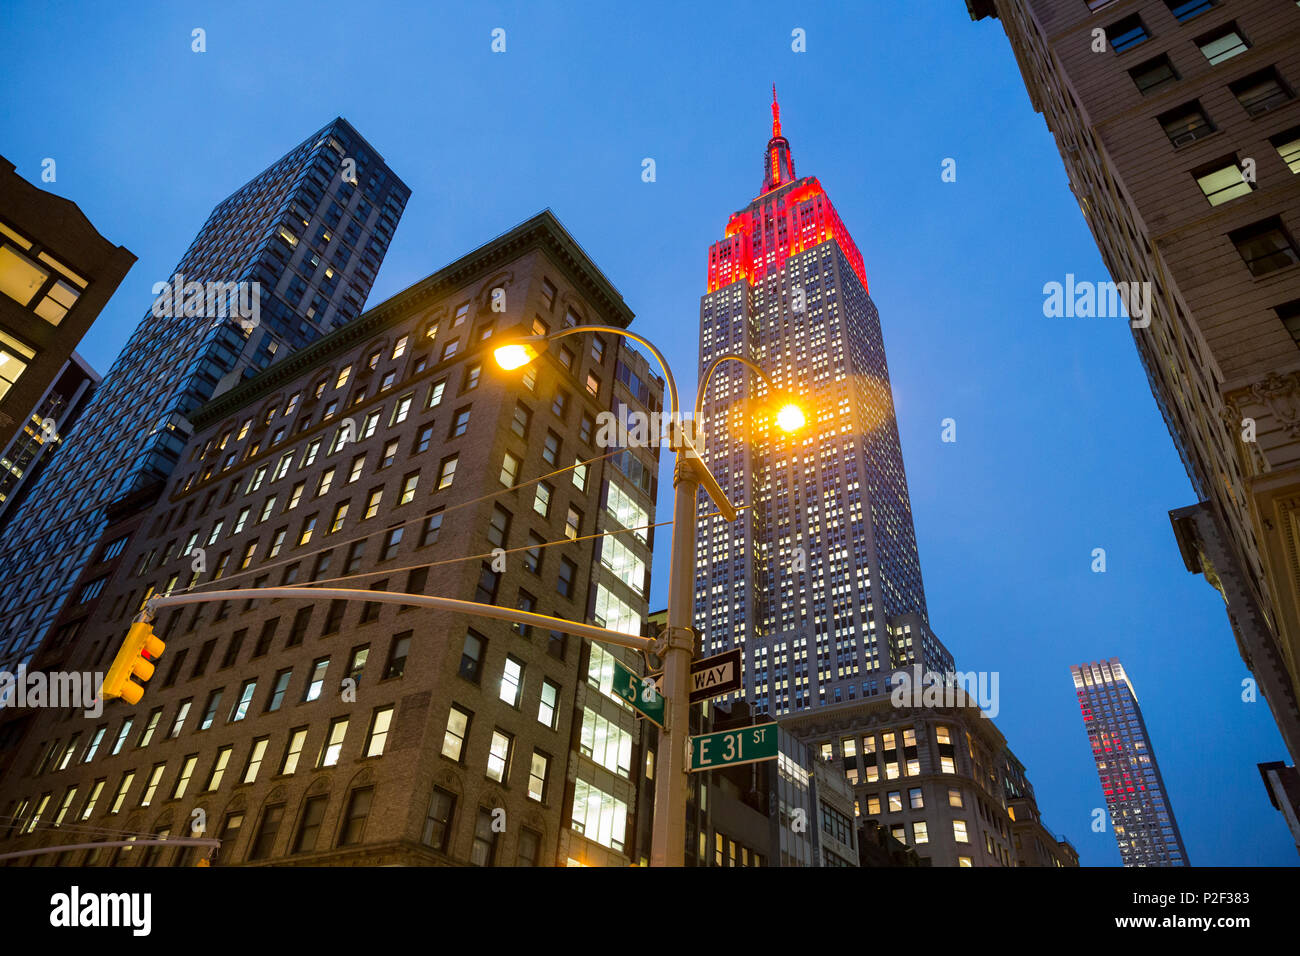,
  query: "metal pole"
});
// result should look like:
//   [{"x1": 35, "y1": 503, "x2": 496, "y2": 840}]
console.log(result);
[{"x1": 650, "y1": 448, "x2": 698, "y2": 867}]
